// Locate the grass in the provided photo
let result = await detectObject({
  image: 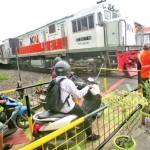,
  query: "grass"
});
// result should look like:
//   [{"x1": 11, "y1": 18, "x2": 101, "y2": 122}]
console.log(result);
[{"x1": 0, "y1": 72, "x2": 8, "y2": 82}]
